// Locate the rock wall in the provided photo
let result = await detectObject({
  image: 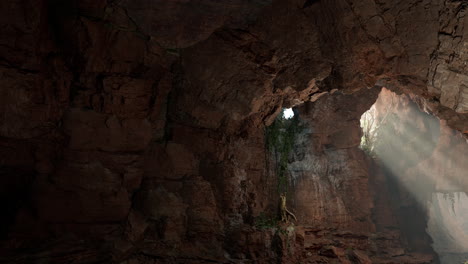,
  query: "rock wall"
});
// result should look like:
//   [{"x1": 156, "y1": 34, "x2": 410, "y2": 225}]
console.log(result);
[
  {"x1": 428, "y1": 192, "x2": 468, "y2": 264},
  {"x1": 428, "y1": 0, "x2": 468, "y2": 112},
  {"x1": 275, "y1": 88, "x2": 438, "y2": 264},
  {"x1": 0, "y1": 0, "x2": 467, "y2": 263},
  {"x1": 368, "y1": 88, "x2": 468, "y2": 264}
]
